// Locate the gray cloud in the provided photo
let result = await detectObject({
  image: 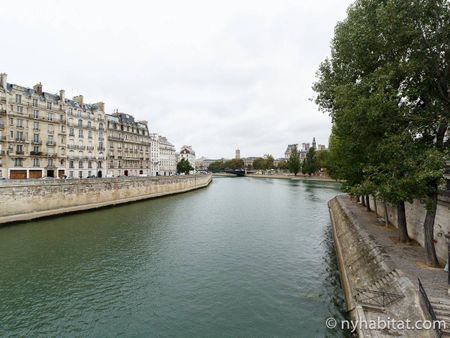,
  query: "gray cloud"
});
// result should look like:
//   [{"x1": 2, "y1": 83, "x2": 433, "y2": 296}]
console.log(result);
[{"x1": 1, "y1": 0, "x2": 354, "y2": 158}]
